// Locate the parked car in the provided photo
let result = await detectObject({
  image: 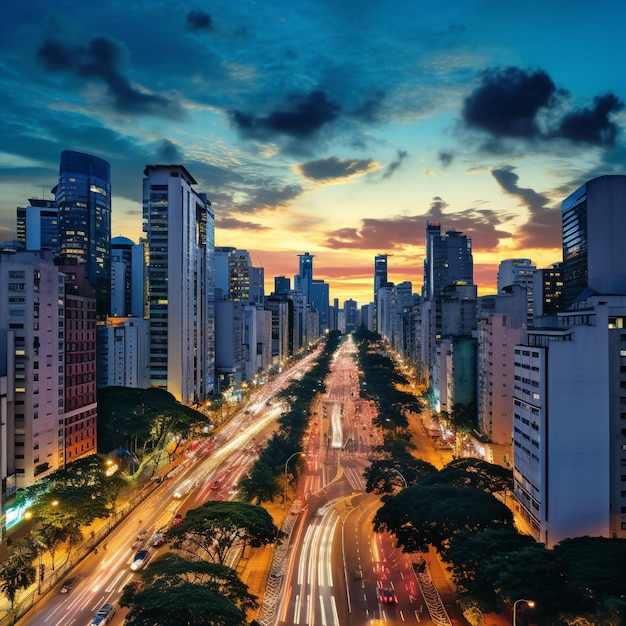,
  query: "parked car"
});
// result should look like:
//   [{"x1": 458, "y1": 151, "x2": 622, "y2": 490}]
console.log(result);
[
  {"x1": 60, "y1": 577, "x2": 77, "y2": 593},
  {"x1": 90, "y1": 602, "x2": 116, "y2": 625},
  {"x1": 172, "y1": 513, "x2": 183, "y2": 526}
]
